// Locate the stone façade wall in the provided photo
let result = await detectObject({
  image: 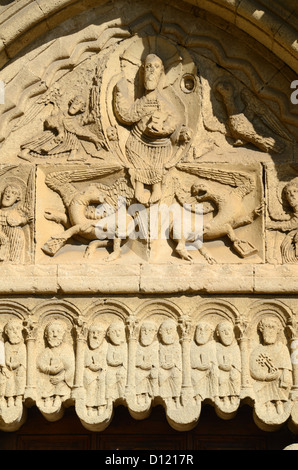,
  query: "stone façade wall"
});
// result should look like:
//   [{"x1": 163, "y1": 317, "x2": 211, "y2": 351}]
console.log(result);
[{"x1": 0, "y1": 0, "x2": 297, "y2": 434}]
